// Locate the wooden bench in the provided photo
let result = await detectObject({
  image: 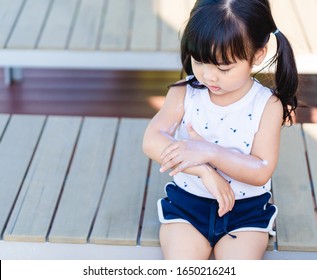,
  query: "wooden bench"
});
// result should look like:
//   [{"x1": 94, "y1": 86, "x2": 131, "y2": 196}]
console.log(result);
[
  {"x1": 0, "y1": 114, "x2": 317, "y2": 259},
  {"x1": 1, "y1": 0, "x2": 317, "y2": 85}
]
